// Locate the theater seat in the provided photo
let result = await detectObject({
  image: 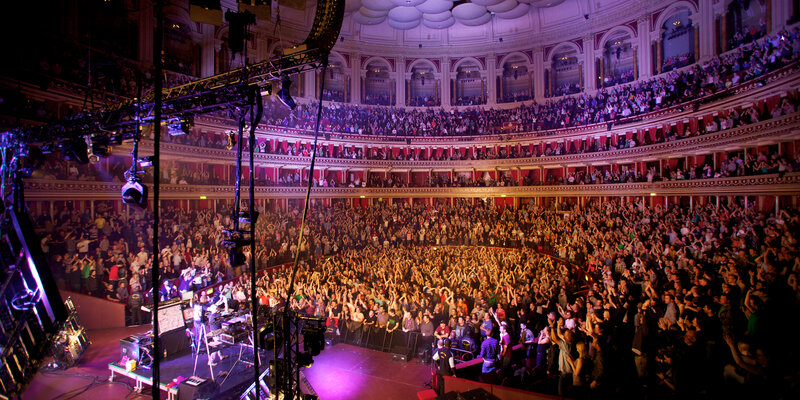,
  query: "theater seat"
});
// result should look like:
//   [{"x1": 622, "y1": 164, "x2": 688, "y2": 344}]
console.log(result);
[{"x1": 417, "y1": 389, "x2": 438, "y2": 400}]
